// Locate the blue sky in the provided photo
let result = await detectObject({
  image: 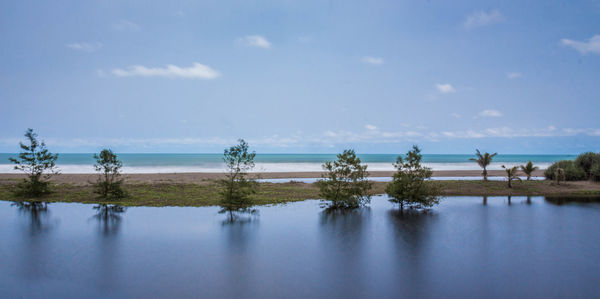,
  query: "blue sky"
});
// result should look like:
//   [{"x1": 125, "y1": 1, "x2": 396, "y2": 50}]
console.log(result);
[{"x1": 1, "y1": 0, "x2": 599, "y2": 154}]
